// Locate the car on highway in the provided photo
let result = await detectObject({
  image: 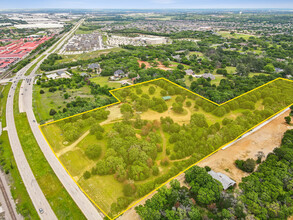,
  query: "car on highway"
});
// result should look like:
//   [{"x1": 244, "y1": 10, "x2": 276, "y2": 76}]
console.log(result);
[{"x1": 39, "y1": 208, "x2": 44, "y2": 214}]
